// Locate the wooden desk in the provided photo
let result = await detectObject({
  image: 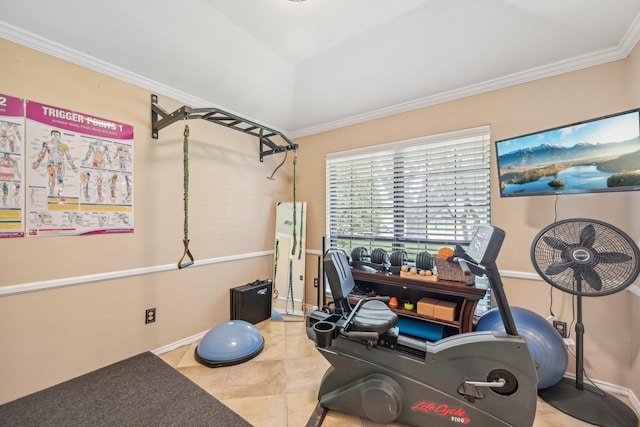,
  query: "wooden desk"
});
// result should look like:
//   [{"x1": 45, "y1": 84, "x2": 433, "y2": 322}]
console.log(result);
[{"x1": 351, "y1": 270, "x2": 487, "y2": 334}]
